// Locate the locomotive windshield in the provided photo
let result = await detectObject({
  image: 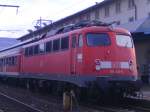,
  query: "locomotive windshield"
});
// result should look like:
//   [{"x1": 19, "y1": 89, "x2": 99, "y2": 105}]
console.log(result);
[
  {"x1": 116, "y1": 35, "x2": 133, "y2": 48},
  {"x1": 86, "y1": 33, "x2": 110, "y2": 46}
]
